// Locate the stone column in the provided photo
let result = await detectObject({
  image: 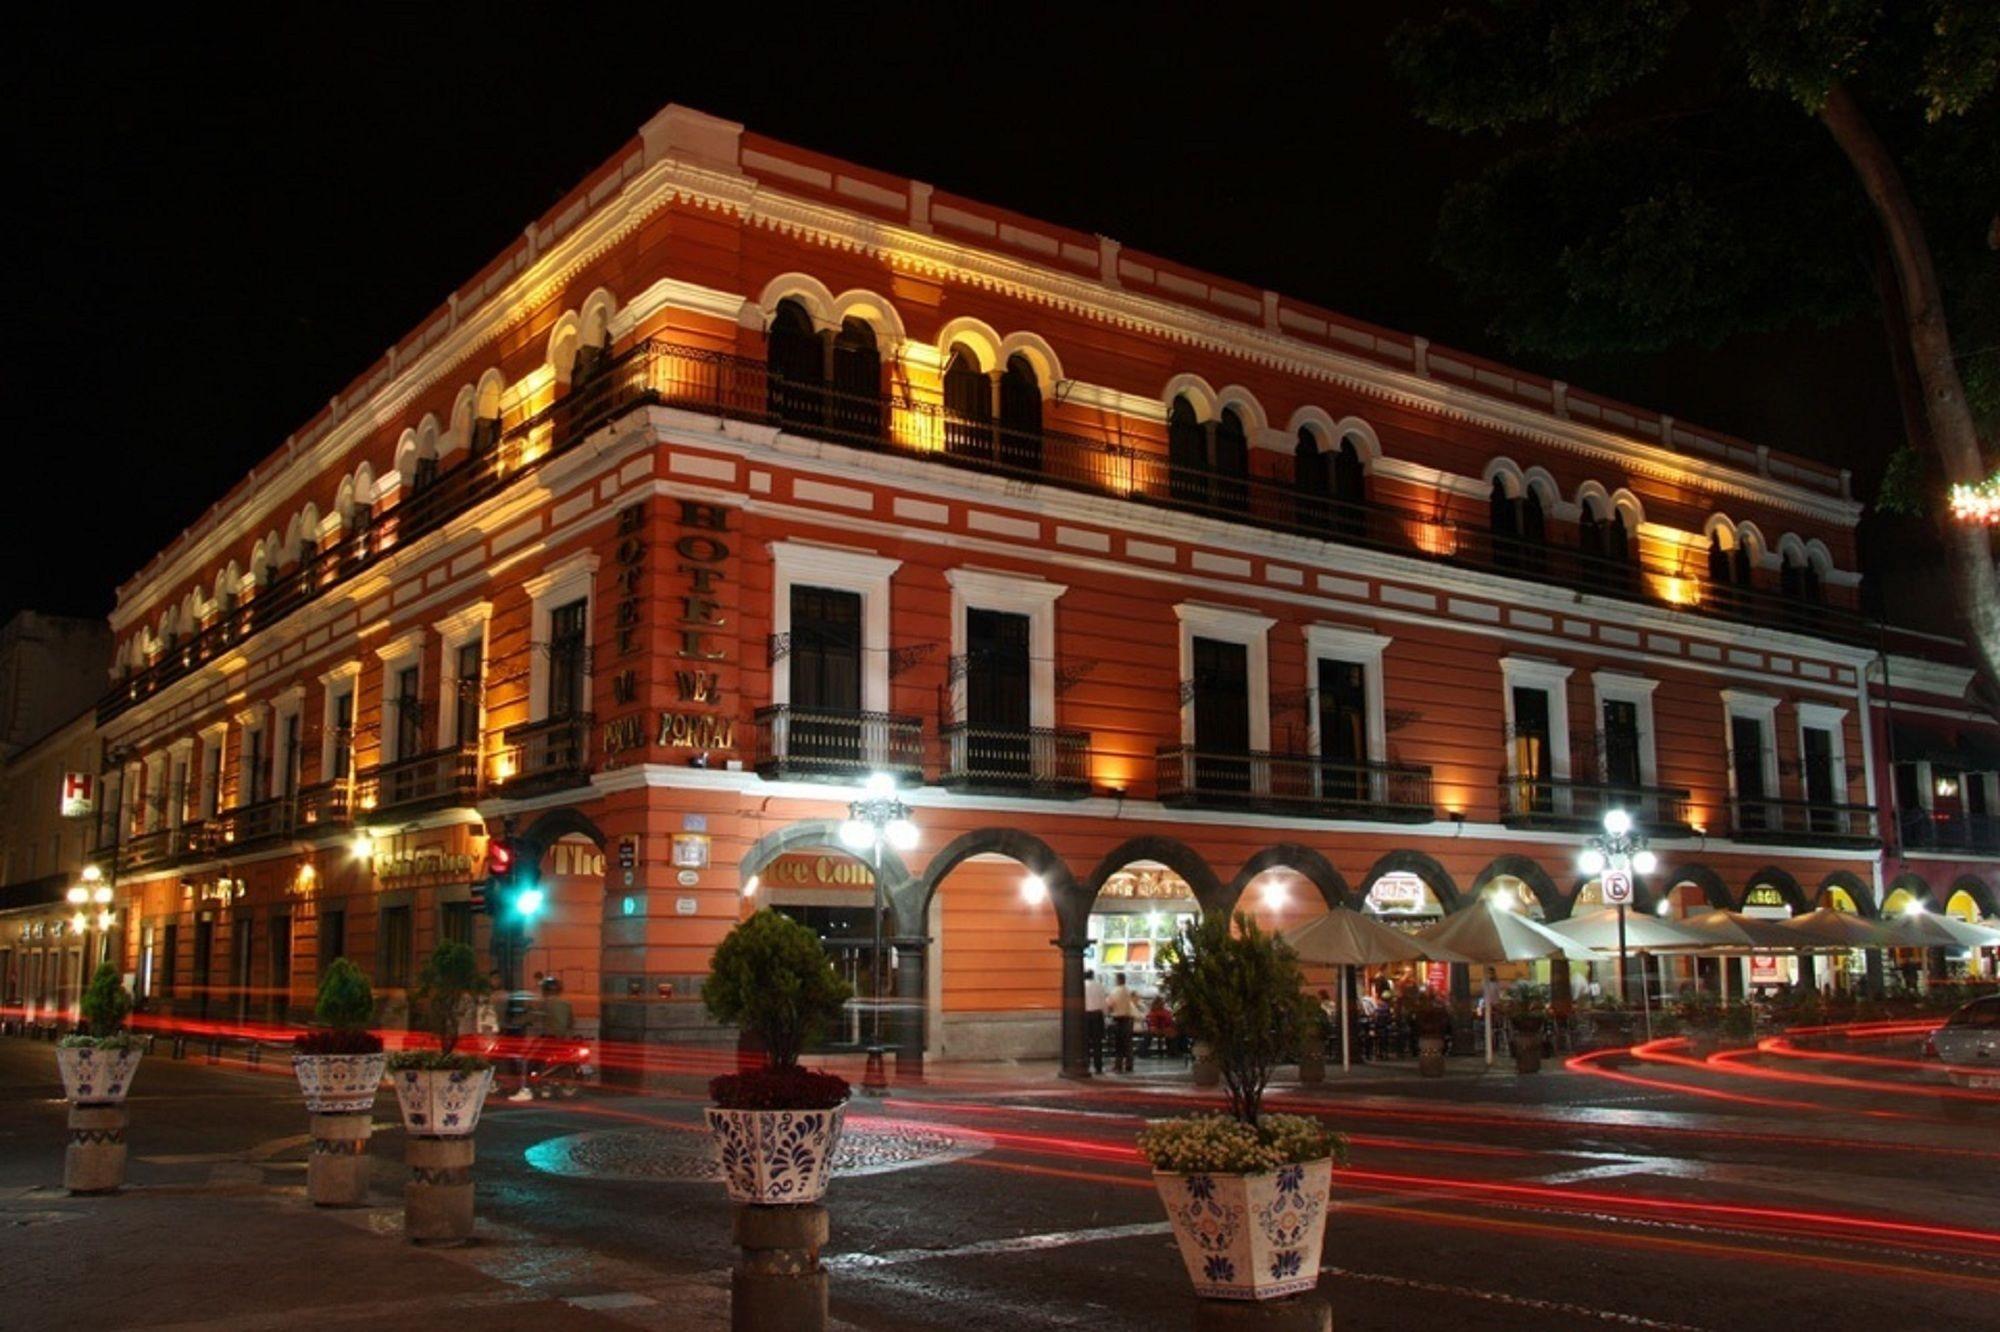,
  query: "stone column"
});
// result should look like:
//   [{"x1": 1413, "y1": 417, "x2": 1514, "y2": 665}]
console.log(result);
[
  {"x1": 733, "y1": 1203, "x2": 827, "y2": 1332},
  {"x1": 307, "y1": 1112, "x2": 373, "y2": 1206},
  {"x1": 1865, "y1": 947, "x2": 1885, "y2": 997},
  {"x1": 405, "y1": 1136, "x2": 475, "y2": 1244},
  {"x1": 65, "y1": 1104, "x2": 128, "y2": 1195},
  {"x1": 892, "y1": 937, "x2": 927, "y2": 1082},
  {"x1": 1057, "y1": 939, "x2": 1089, "y2": 1079}
]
